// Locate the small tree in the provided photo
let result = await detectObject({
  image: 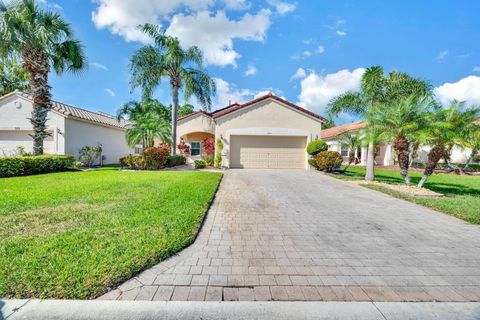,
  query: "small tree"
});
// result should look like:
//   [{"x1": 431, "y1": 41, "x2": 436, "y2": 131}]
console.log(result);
[
  {"x1": 79, "y1": 144, "x2": 102, "y2": 167},
  {"x1": 202, "y1": 138, "x2": 215, "y2": 166},
  {"x1": 336, "y1": 130, "x2": 361, "y2": 171},
  {"x1": 177, "y1": 139, "x2": 190, "y2": 155},
  {"x1": 215, "y1": 138, "x2": 224, "y2": 168}
]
